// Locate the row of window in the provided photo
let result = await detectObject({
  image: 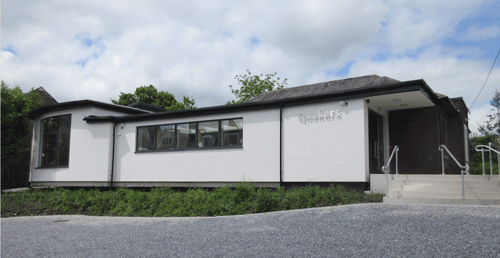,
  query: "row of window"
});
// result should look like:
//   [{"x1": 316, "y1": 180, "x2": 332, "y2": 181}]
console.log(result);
[
  {"x1": 40, "y1": 114, "x2": 71, "y2": 167},
  {"x1": 37, "y1": 115, "x2": 242, "y2": 168},
  {"x1": 136, "y1": 118, "x2": 243, "y2": 152}
]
